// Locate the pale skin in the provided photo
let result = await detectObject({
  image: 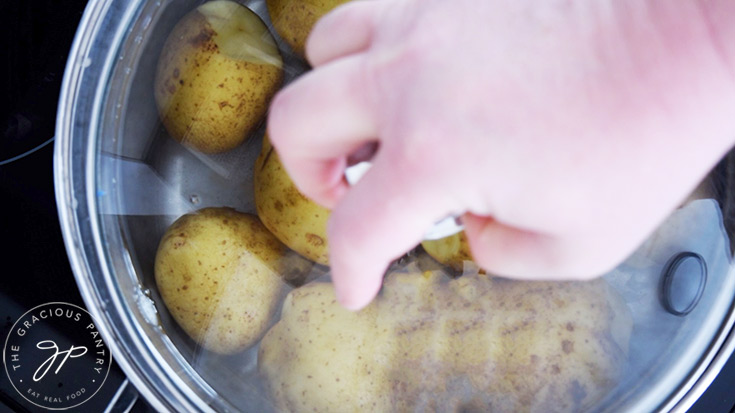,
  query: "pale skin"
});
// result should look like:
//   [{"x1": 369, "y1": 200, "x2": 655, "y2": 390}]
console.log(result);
[{"x1": 267, "y1": 0, "x2": 735, "y2": 310}]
